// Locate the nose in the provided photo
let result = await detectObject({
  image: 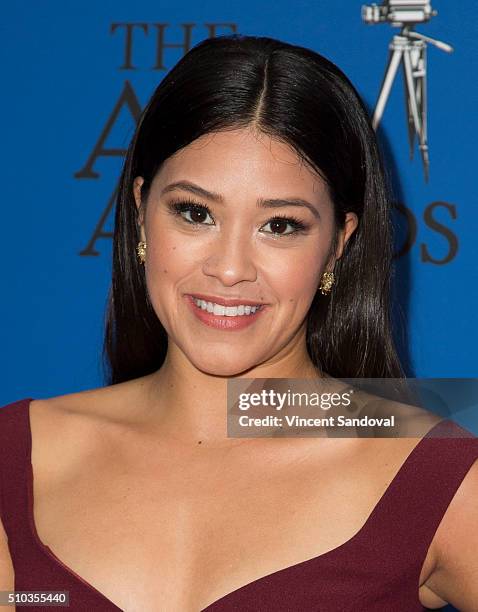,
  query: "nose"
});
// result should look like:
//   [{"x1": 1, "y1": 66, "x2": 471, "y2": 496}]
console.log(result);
[{"x1": 201, "y1": 226, "x2": 258, "y2": 286}]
